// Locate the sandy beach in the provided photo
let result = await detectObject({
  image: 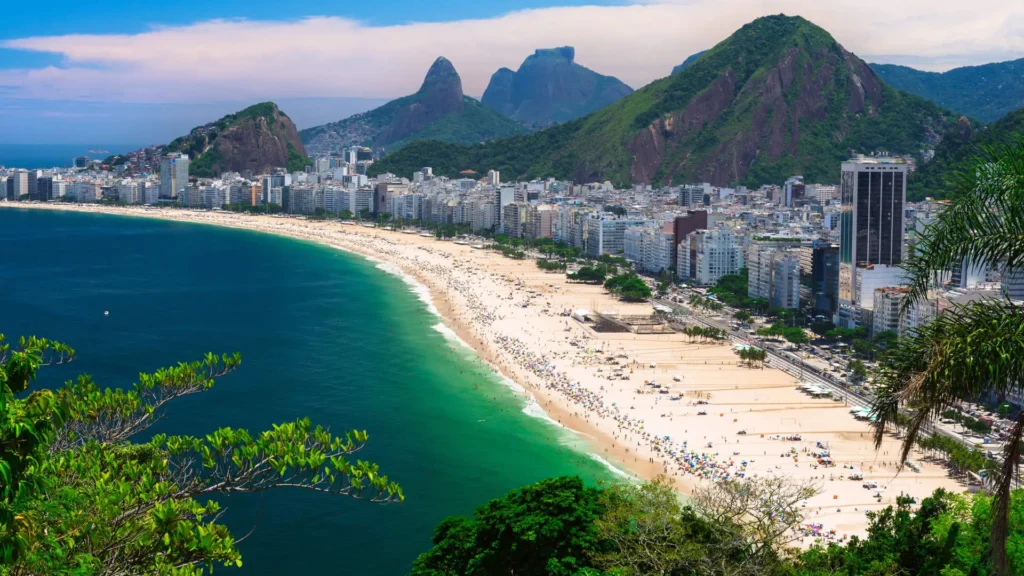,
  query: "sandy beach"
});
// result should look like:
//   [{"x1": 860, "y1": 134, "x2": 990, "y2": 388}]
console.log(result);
[{"x1": 4, "y1": 203, "x2": 965, "y2": 545}]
